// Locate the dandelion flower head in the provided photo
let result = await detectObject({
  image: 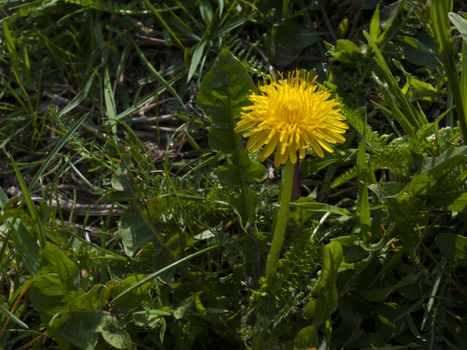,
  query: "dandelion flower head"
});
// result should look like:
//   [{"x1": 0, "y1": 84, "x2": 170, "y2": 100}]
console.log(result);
[{"x1": 235, "y1": 70, "x2": 349, "y2": 167}]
